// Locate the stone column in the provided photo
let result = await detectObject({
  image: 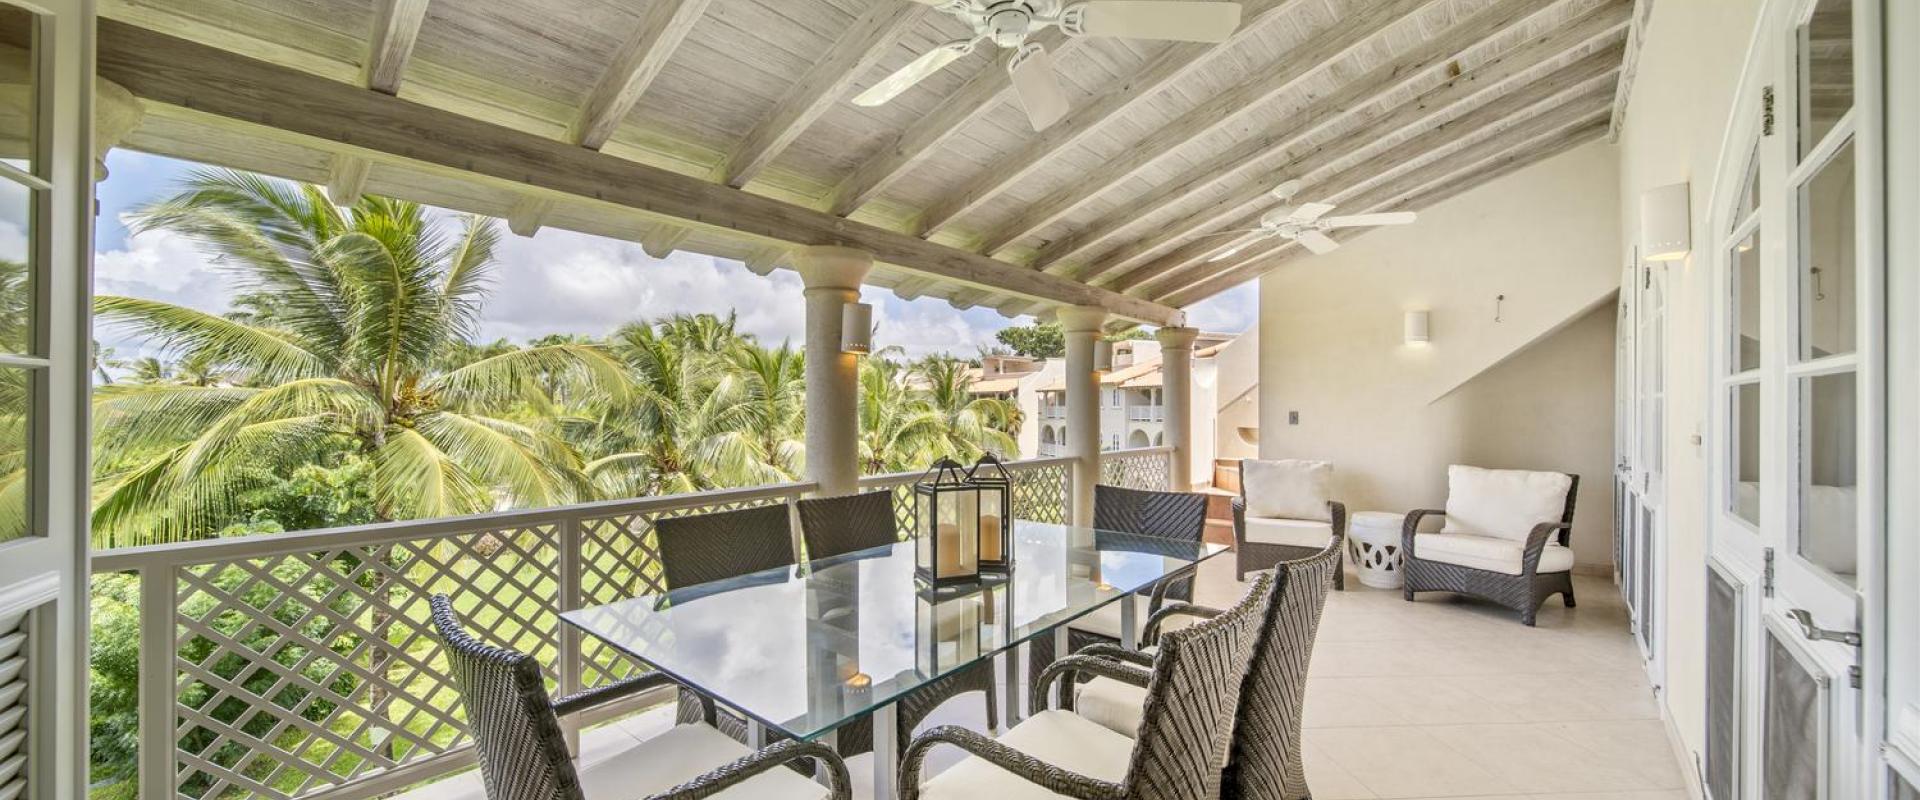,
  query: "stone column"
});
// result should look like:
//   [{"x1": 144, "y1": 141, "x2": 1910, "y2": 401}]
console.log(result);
[
  {"x1": 795, "y1": 246, "x2": 872, "y2": 496},
  {"x1": 1058, "y1": 306, "x2": 1108, "y2": 525},
  {"x1": 1155, "y1": 326, "x2": 1200, "y2": 491}
]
